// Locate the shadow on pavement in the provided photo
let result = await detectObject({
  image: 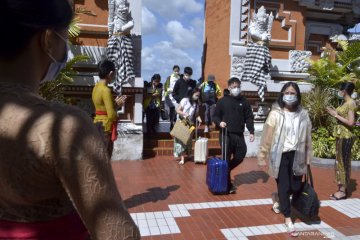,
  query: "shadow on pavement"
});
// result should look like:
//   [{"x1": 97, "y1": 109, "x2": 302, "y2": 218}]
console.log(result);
[{"x1": 124, "y1": 185, "x2": 180, "y2": 209}]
